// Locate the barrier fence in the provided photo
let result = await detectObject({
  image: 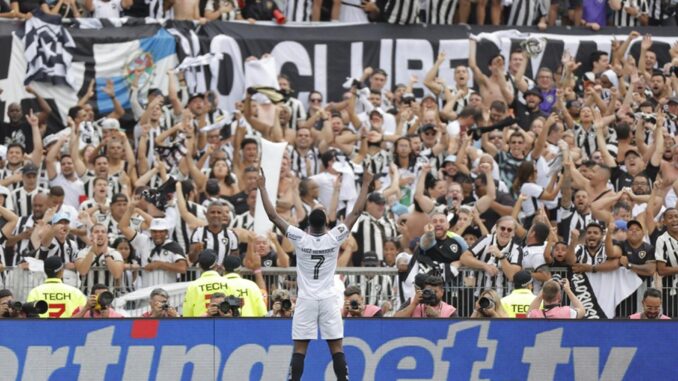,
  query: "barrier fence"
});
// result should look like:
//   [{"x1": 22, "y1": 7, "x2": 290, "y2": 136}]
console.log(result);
[
  {"x1": 0, "y1": 266, "x2": 669, "y2": 318},
  {"x1": 0, "y1": 319, "x2": 675, "y2": 380}
]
